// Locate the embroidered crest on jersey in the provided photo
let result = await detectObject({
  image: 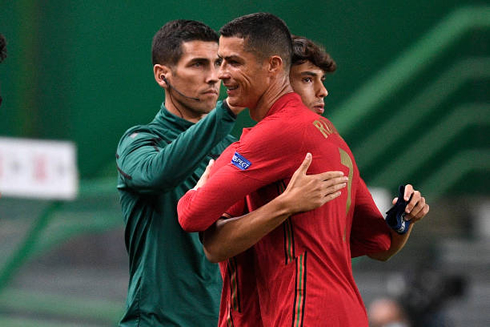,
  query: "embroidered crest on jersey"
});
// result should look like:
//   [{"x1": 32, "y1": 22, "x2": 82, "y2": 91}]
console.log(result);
[{"x1": 231, "y1": 152, "x2": 251, "y2": 170}]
